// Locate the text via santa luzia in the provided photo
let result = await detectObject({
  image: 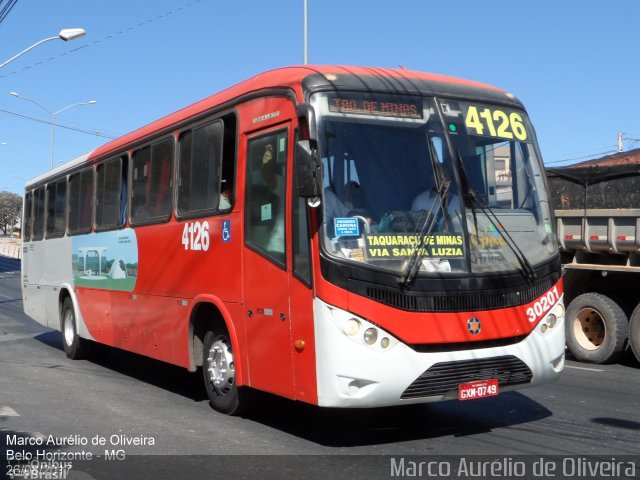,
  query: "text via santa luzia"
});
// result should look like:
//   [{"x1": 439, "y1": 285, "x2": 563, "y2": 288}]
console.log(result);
[{"x1": 365, "y1": 234, "x2": 464, "y2": 259}]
